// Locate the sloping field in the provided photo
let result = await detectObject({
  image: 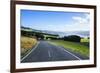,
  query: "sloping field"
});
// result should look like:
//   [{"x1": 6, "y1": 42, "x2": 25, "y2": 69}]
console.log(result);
[{"x1": 21, "y1": 36, "x2": 37, "y2": 58}]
